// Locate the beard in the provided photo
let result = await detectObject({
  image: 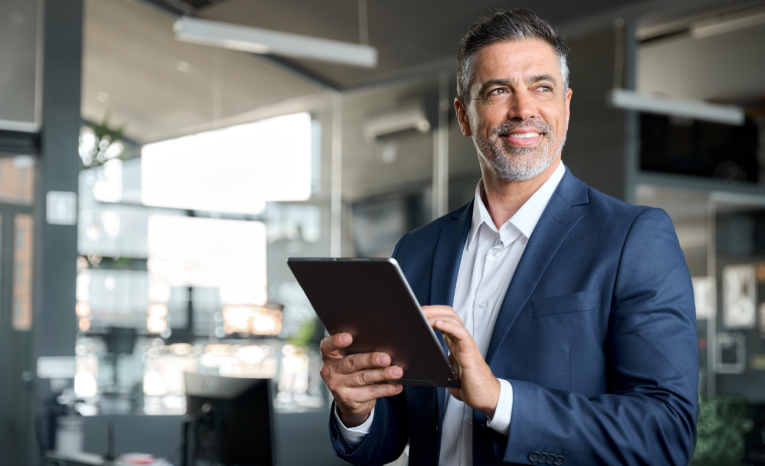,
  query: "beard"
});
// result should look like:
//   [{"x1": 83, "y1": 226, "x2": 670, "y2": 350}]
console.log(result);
[{"x1": 475, "y1": 118, "x2": 566, "y2": 182}]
